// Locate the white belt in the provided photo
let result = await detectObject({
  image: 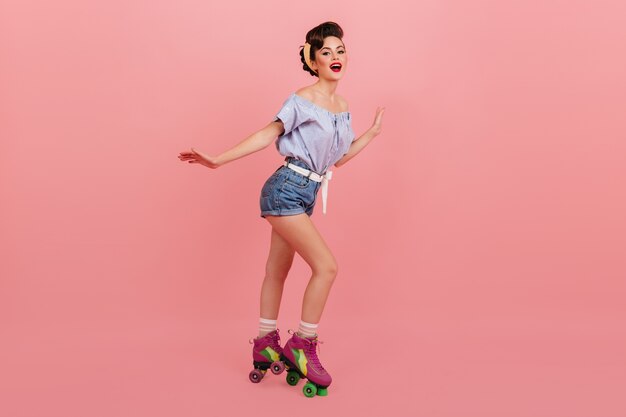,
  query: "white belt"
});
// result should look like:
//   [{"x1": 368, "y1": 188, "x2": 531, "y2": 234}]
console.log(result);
[{"x1": 283, "y1": 161, "x2": 333, "y2": 214}]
